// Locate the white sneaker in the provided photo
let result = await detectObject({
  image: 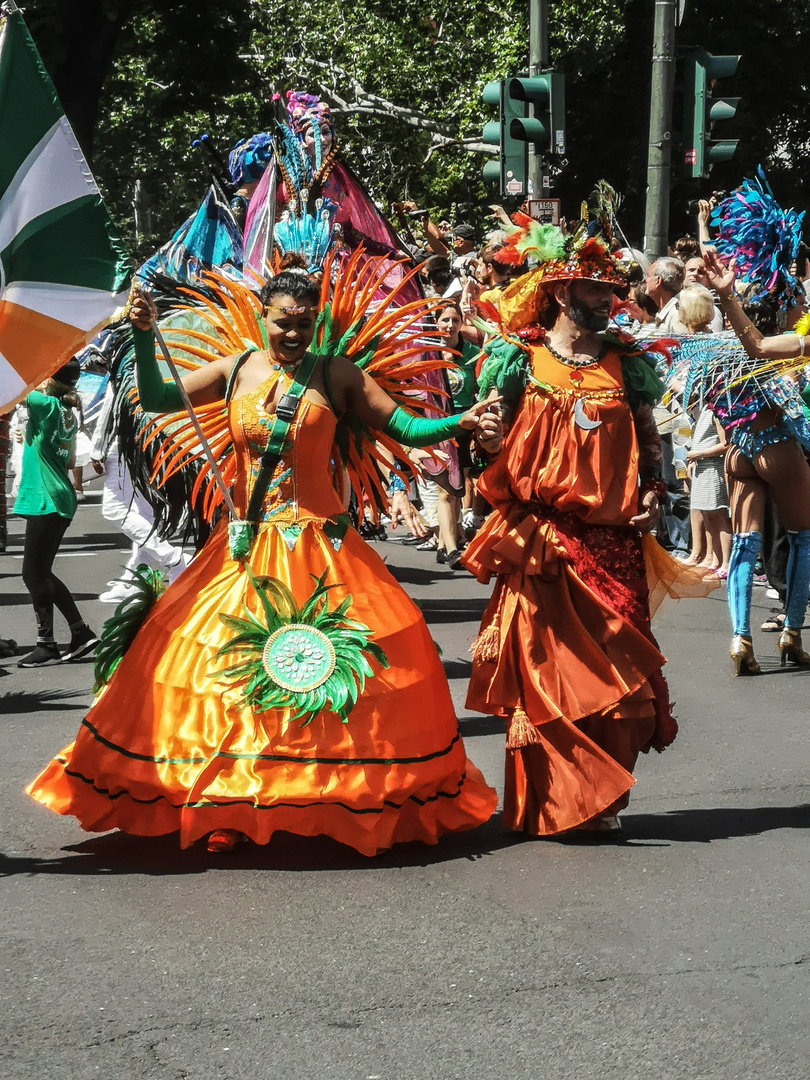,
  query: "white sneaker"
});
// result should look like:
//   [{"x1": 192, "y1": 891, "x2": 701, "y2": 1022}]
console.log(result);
[
  {"x1": 98, "y1": 579, "x2": 139, "y2": 604},
  {"x1": 765, "y1": 587, "x2": 780, "y2": 600}
]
